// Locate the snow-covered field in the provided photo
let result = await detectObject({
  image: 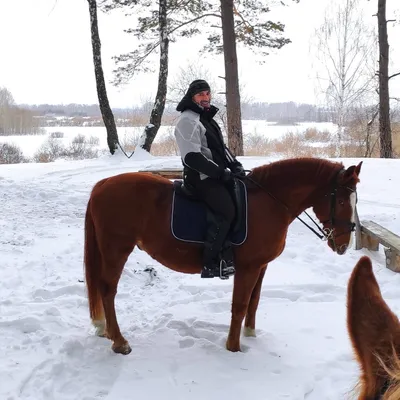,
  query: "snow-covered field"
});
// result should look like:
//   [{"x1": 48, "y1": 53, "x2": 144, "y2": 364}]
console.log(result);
[
  {"x1": 1, "y1": 150, "x2": 399, "y2": 400},
  {"x1": 0, "y1": 121, "x2": 337, "y2": 159}
]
